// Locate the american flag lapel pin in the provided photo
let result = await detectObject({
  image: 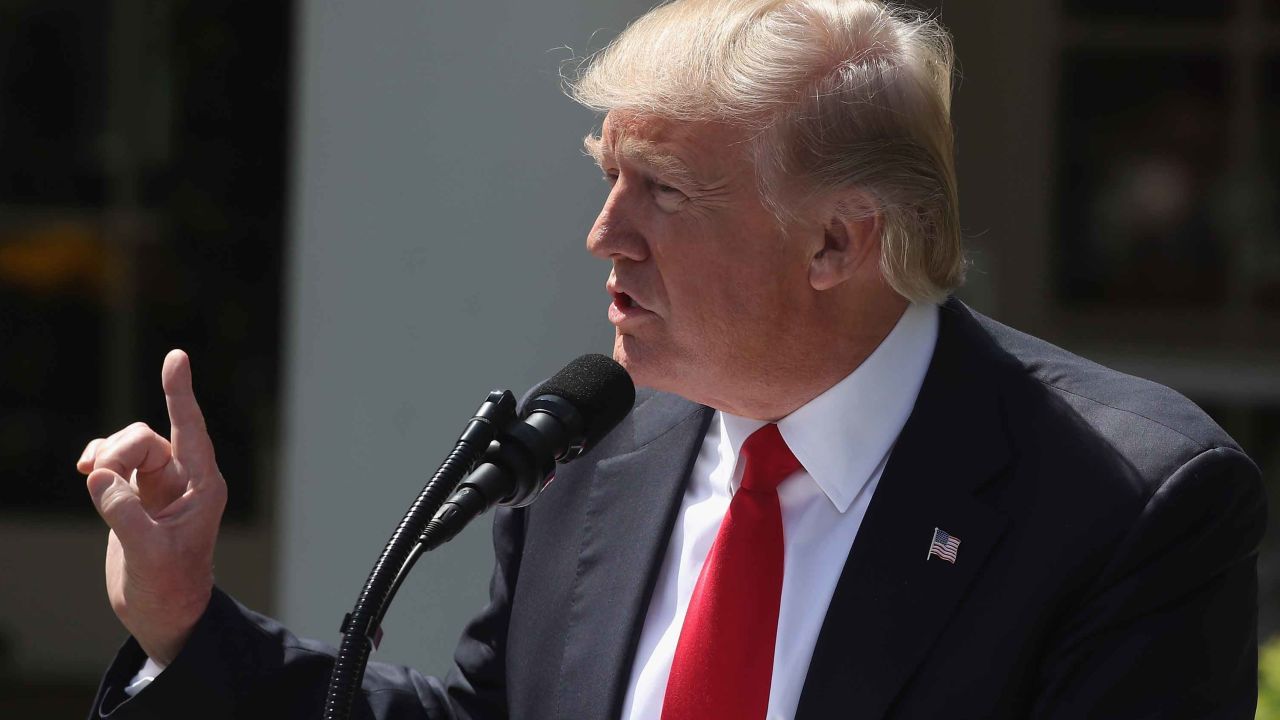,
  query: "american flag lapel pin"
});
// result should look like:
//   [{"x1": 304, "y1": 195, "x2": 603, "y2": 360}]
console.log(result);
[{"x1": 927, "y1": 527, "x2": 961, "y2": 564}]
